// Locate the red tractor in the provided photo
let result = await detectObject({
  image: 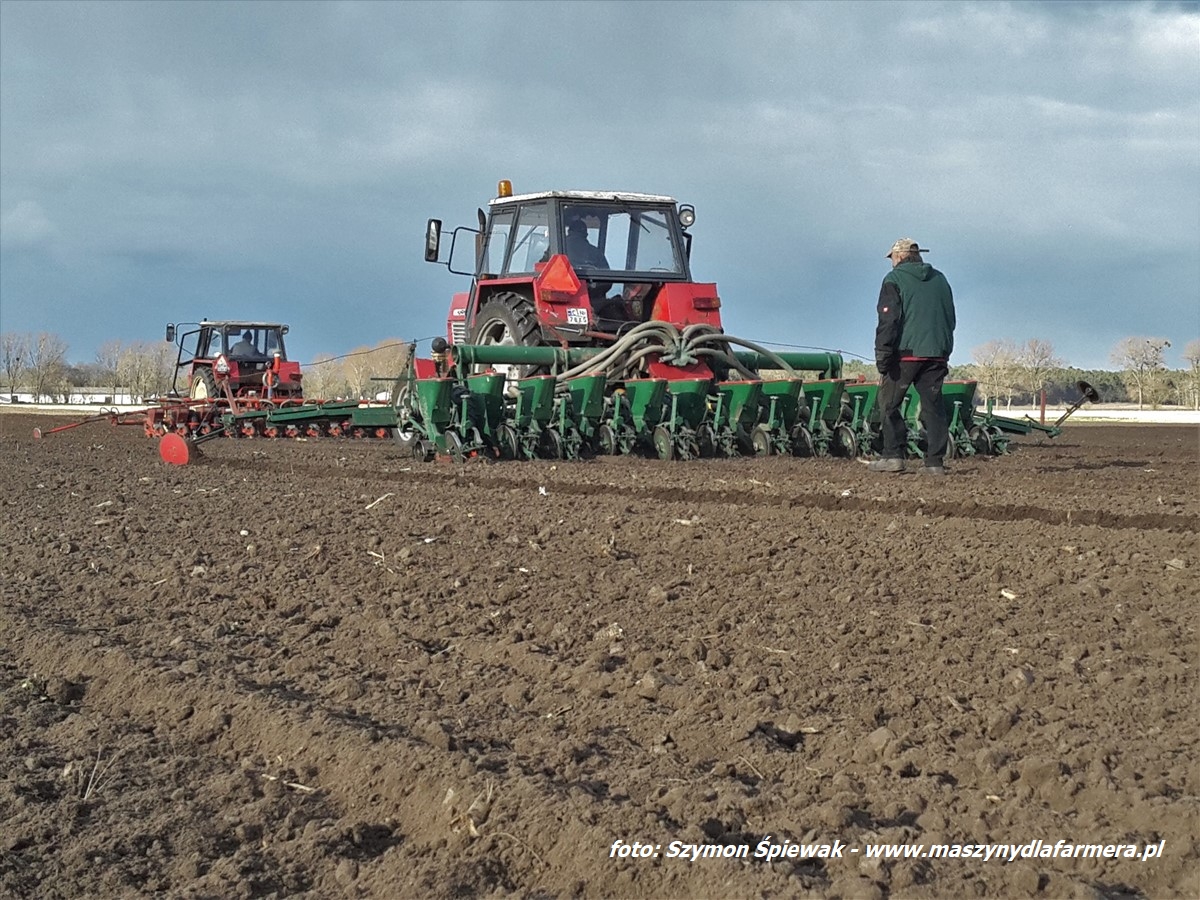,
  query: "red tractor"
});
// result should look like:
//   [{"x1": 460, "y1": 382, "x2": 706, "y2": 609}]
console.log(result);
[
  {"x1": 165, "y1": 320, "x2": 303, "y2": 401},
  {"x1": 424, "y1": 180, "x2": 720, "y2": 374}
]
